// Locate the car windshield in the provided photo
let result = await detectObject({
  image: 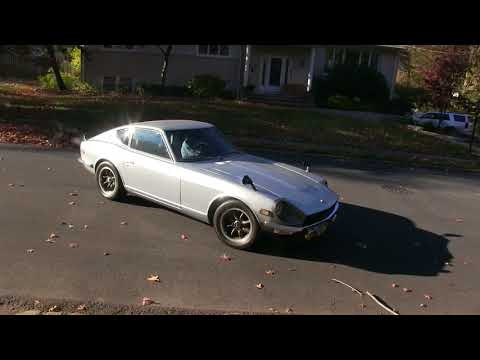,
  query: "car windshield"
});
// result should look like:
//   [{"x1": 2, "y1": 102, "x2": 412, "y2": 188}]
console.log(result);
[{"x1": 165, "y1": 127, "x2": 239, "y2": 162}]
